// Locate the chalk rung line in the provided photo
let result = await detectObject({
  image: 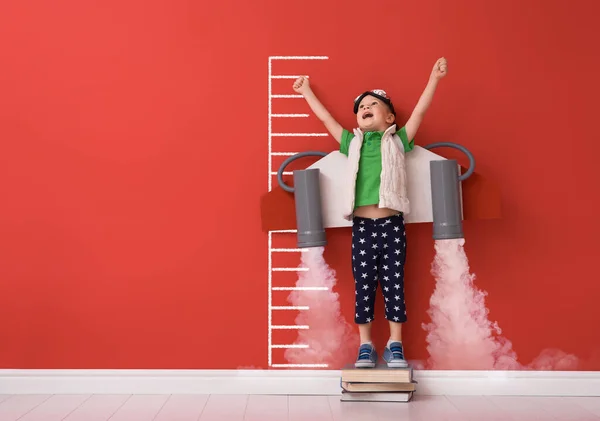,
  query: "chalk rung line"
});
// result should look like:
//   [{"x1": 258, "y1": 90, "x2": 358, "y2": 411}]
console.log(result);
[
  {"x1": 270, "y1": 247, "x2": 307, "y2": 252},
  {"x1": 270, "y1": 325, "x2": 309, "y2": 330},
  {"x1": 271, "y1": 133, "x2": 328, "y2": 137},
  {"x1": 271, "y1": 344, "x2": 310, "y2": 349},
  {"x1": 272, "y1": 287, "x2": 328, "y2": 291},
  {"x1": 270, "y1": 152, "x2": 300, "y2": 156},
  {"x1": 272, "y1": 267, "x2": 308, "y2": 272},
  {"x1": 271, "y1": 171, "x2": 292, "y2": 176},
  {"x1": 271, "y1": 94, "x2": 303, "y2": 98},
  {"x1": 270, "y1": 229, "x2": 297, "y2": 233},
  {"x1": 271, "y1": 306, "x2": 310, "y2": 310},
  {"x1": 271, "y1": 364, "x2": 329, "y2": 368},
  {"x1": 269, "y1": 56, "x2": 328, "y2": 60},
  {"x1": 270, "y1": 75, "x2": 306, "y2": 79},
  {"x1": 270, "y1": 113, "x2": 309, "y2": 118}
]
